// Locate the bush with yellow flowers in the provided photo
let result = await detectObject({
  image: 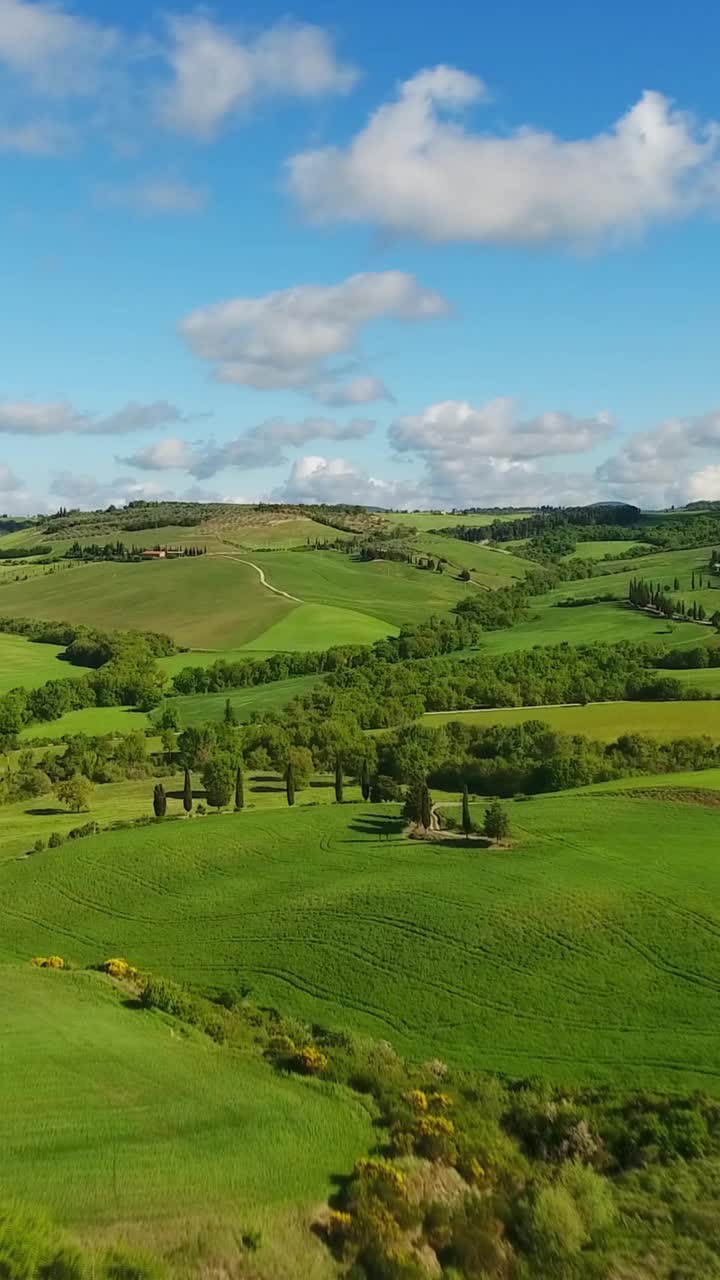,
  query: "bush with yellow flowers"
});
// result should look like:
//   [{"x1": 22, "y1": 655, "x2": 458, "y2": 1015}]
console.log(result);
[
  {"x1": 292, "y1": 1045, "x2": 329, "y2": 1075},
  {"x1": 102, "y1": 957, "x2": 139, "y2": 982},
  {"x1": 404, "y1": 1089, "x2": 429, "y2": 1112},
  {"x1": 31, "y1": 955, "x2": 65, "y2": 969}
]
